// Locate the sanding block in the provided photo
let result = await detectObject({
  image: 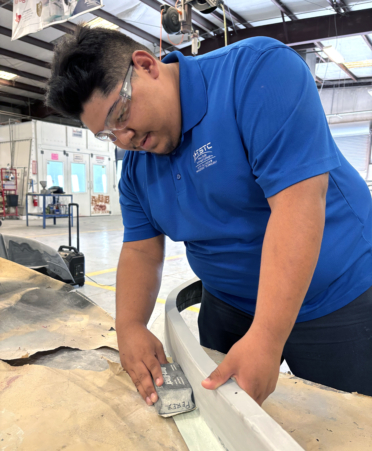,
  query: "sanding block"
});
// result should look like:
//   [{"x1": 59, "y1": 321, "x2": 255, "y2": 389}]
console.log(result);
[{"x1": 153, "y1": 362, "x2": 196, "y2": 417}]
